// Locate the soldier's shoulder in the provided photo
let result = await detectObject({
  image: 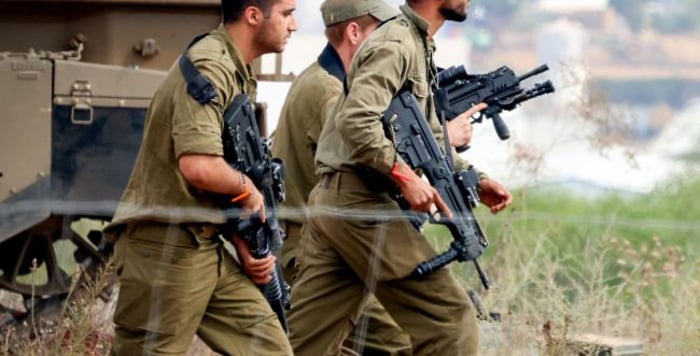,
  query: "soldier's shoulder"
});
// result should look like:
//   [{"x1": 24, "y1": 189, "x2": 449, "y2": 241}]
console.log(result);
[
  {"x1": 188, "y1": 33, "x2": 239, "y2": 73},
  {"x1": 293, "y1": 62, "x2": 338, "y2": 84},
  {"x1": 188, "y1": 33, "x2": 225, "y2": 59},
  {"x1": 288, "y1": 63, "x2": 342, "y2": 97},
  {"x1": 374, "y1": 15, "x2": 413, "y2": 43}
]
